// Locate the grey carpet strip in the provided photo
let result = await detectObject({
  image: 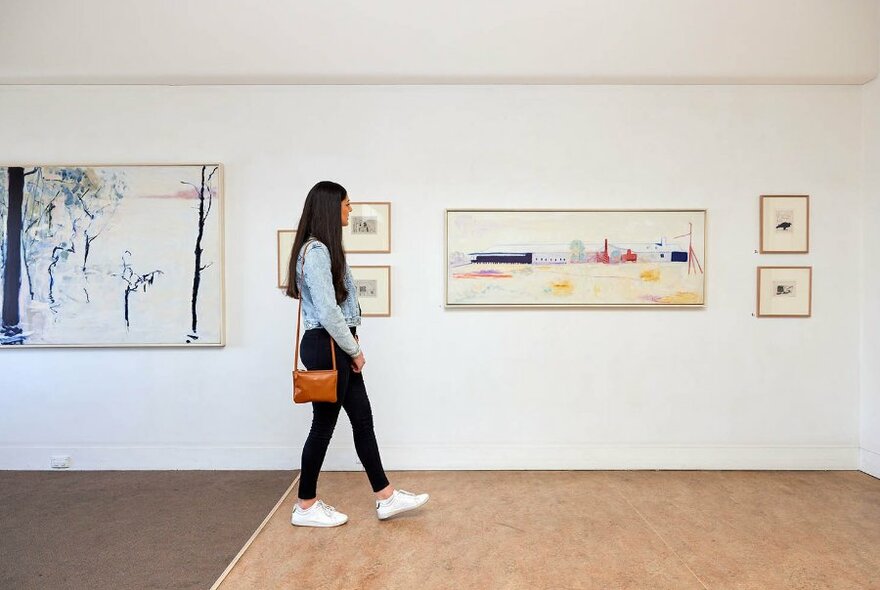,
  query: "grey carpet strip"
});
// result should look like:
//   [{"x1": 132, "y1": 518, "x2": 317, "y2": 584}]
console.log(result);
[{"x1": 0, "y1": 470, "x2": 297, "y2": 590}]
